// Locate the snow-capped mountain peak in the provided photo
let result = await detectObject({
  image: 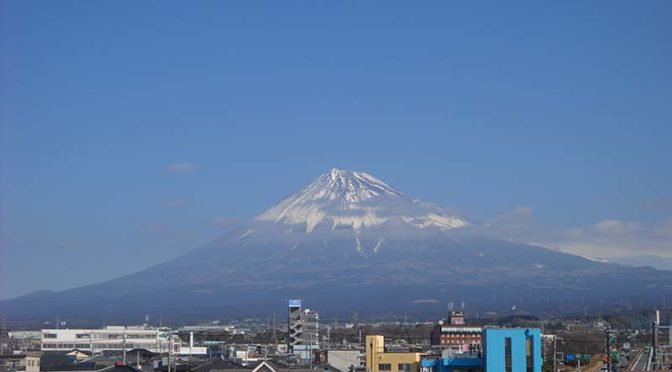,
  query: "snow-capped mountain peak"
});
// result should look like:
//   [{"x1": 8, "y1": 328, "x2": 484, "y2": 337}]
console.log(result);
[
  {"x1": 255, "y1": 168, "x2": 468, "y2": 233},
  {"x1": 304, "y1": 168, "x2": 402, "y2": 203}
]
